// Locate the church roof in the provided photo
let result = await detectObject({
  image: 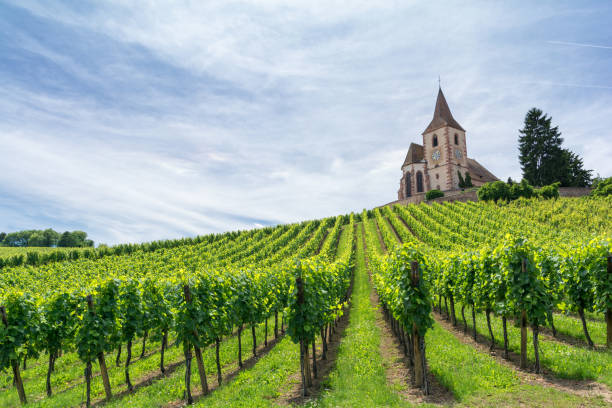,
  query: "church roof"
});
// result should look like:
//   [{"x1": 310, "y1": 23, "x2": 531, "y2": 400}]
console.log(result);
[
  {"x1": 422, "y1": 87, "x2": 465, "y2": 134},
  {"x1": 467, "y1": 158, "x2": 498, "y2": 183},
  {"x1": 401, "y1": 143, "x2": 424, "y2": 168}
]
